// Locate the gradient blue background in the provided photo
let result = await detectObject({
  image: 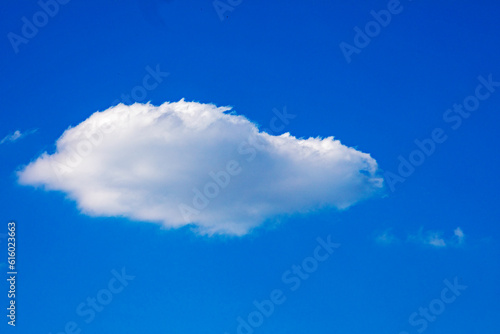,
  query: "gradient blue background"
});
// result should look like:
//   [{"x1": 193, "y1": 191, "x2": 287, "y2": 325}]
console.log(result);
[{"x1": 1, "y1": 0, "x2": 499, "y2": 333}]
